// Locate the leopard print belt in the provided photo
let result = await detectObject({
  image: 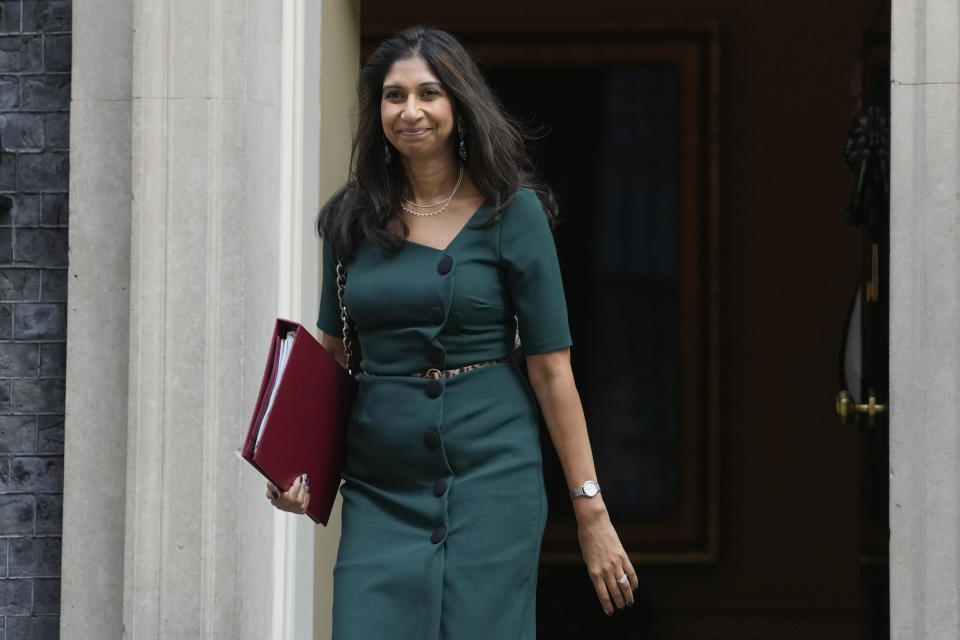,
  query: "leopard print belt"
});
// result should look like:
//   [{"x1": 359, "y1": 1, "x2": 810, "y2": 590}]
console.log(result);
[{"x1": 361, "y1": 356, "x2": 510, "y2": 379}]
